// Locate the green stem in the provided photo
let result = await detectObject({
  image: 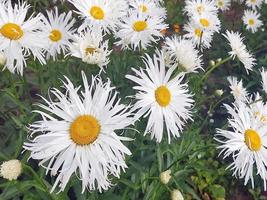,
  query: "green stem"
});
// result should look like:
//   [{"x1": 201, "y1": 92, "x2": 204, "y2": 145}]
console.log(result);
[{"x1": 201, "y1": 56, "x2": 232, "y2": 82}]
